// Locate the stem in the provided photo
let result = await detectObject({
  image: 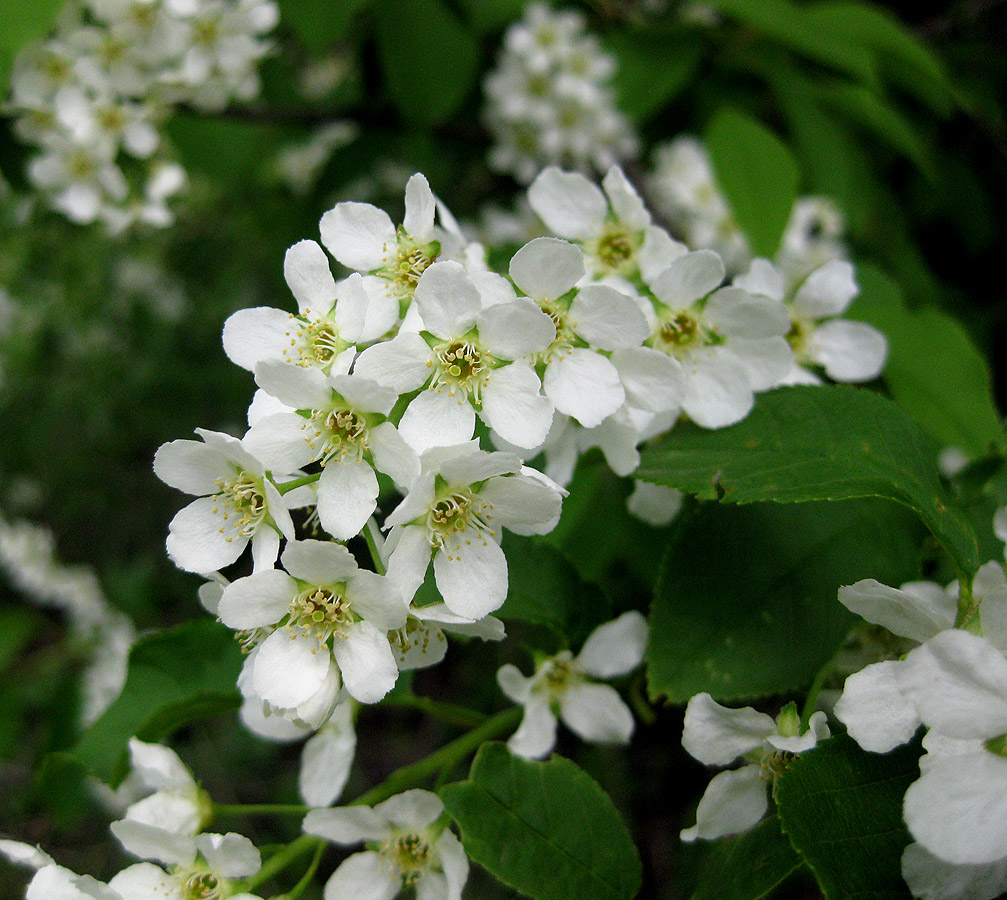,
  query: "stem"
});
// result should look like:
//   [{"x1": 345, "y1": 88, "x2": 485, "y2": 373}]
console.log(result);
[
  {"x1": 800, "y1": 663, "x2": 832, "y2": 730},
  {"x1": 214, "y1": 803, "x2": 311, "y2": 818},
  {"x1": 242, "y1": 834, "x2": 319, "y2": 894},
  {"x1": 351, "y1": 706, "x2": 522, "y2": 808},
  {"x1": 275, "y1": 473, "x2": 320, "y2": 495},
  {"x1": 381, "y1": 694, "x2": 488, "y2": 728},
  {"x1": 277, "y1": 839, "x2": 326, "y2": 900},
  {"x1": 363, "y1": 517, "x2": 386, "y2": 575},
  {"x1": 955, "y1": 573, "x2": 983, "y2": 633}
]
